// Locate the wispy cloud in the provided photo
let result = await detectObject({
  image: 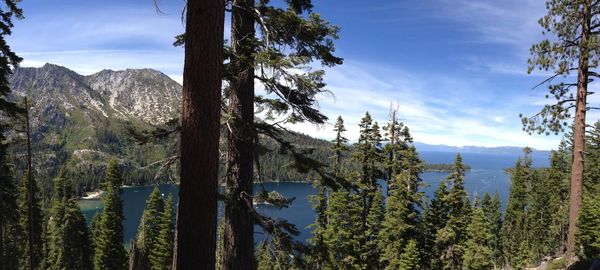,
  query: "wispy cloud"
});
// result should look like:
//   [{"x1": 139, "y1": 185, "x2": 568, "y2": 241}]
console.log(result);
[{"x1": 282, "y1": 60, "x2": 562, "y2": 150}]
